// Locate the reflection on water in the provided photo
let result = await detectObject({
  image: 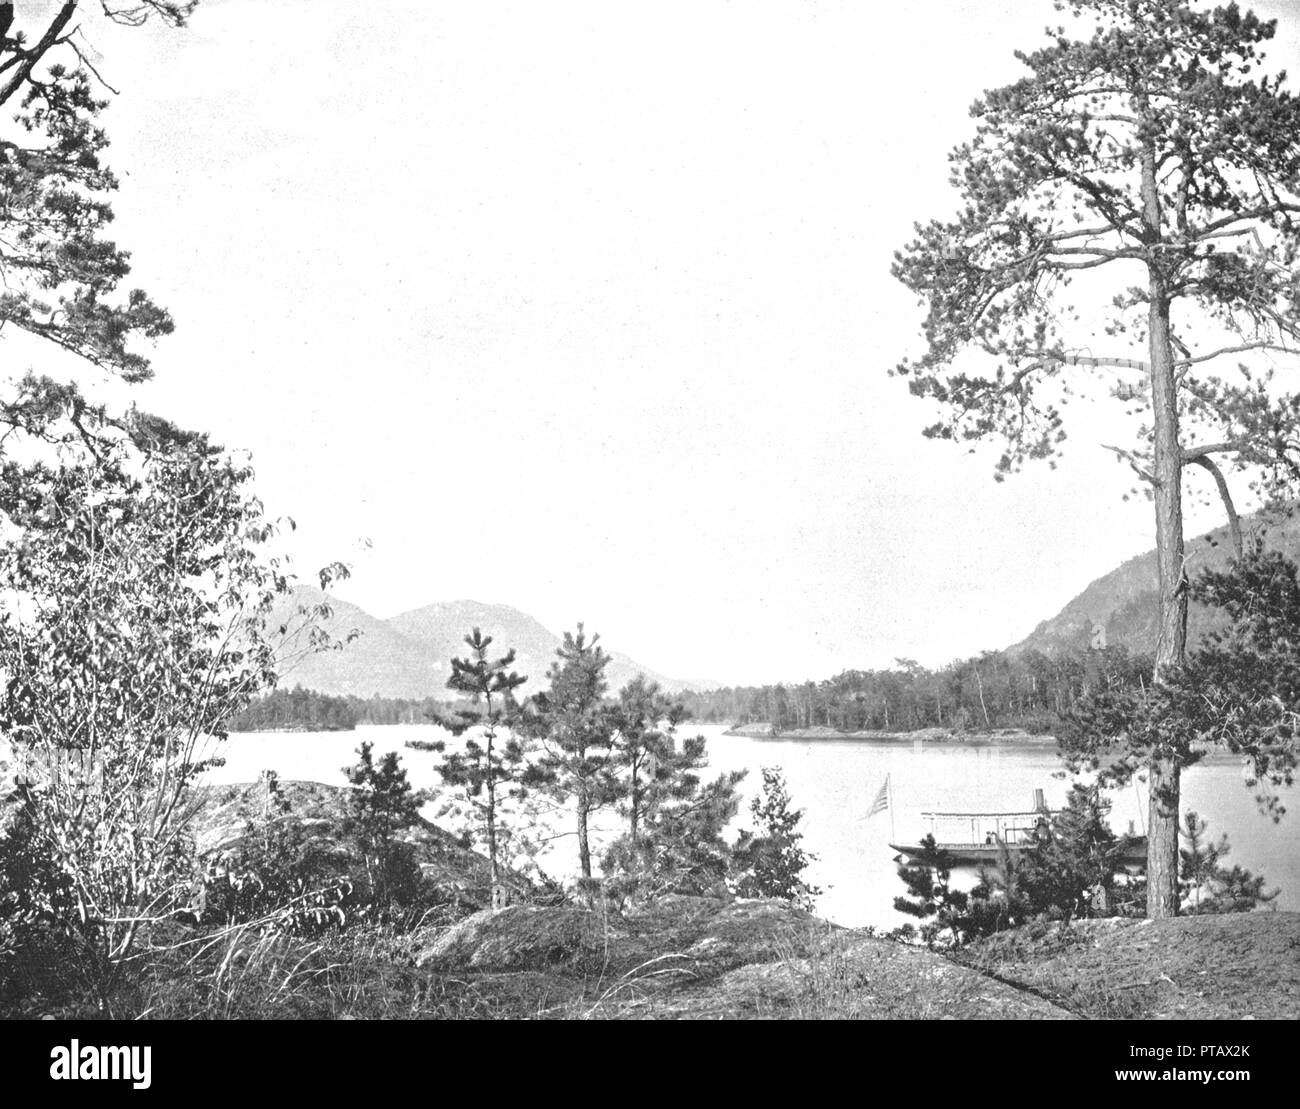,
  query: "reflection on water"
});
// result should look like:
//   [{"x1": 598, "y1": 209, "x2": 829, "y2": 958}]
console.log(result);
[{"x1": 210, "y1": 723, "x2": 1299, "y2": 929}]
